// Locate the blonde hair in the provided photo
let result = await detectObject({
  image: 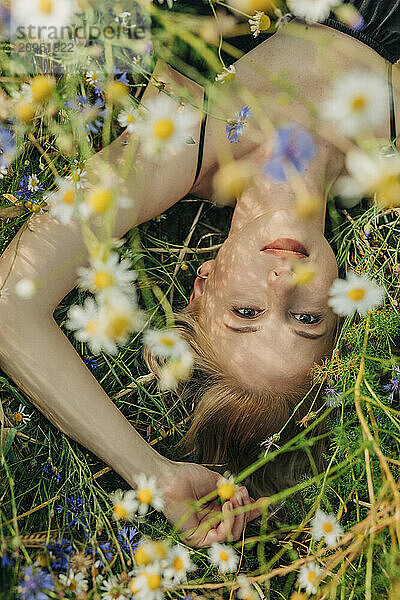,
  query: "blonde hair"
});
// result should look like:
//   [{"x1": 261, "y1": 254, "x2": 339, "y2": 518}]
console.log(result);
[{"x1": 144, "y1": 298, "x2": 329, "y2": 498}]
